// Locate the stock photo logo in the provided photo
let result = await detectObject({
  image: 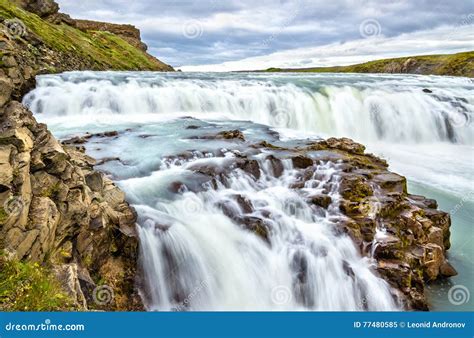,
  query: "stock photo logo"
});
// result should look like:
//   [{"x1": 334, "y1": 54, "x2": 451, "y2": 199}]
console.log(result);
[
  {"x1": 92, "y1": 285, "x2": 114, "y2": 306},
  {"x1": 359, "y1": 19, "x2": 382, "y2": 38},
  {"x1": 182, "y1": 20, "x2": 203, "y2": 39},
  {"x1": 3, "y1": 18, "x2": 27, "y2": 39},
  {"x1": 3, "y1": 196, "x2": 25, "y2": 217},
  {"x1": 271, "y1": 108, "x2": 292, "y2": 127},
  {"x1": 447, "y1": 108, "x2": 471, "y2": 129},
  {"x1": 271, "y1": 285, "x2": 293, "y2": 306},
  {"x1": 448, "y1": 285, "x2": 470, "y2": 306}
]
